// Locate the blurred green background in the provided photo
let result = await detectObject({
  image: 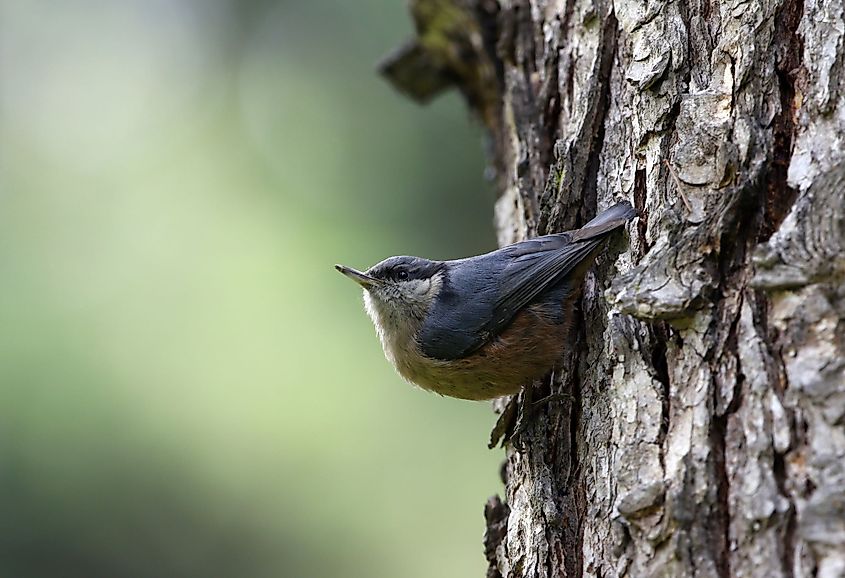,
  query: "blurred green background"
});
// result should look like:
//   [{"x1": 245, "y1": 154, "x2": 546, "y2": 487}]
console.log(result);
[{"x1": 0, "y1": 1, "x2": 504, "y2": 577}]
